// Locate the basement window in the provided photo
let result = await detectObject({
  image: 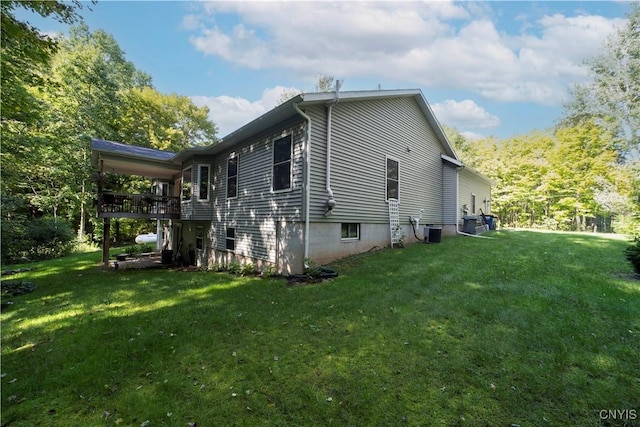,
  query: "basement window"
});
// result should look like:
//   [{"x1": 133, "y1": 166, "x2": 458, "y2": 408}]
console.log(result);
[
  {"x1": 226, "y1": 227, "x2": 235, "y2": 252},
  {"x1": 196, "y1": 226, "x2": 204, "y2": 250},
  {"x1": 341, "y1": 223, "x2": 360, "y2": 240}
]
